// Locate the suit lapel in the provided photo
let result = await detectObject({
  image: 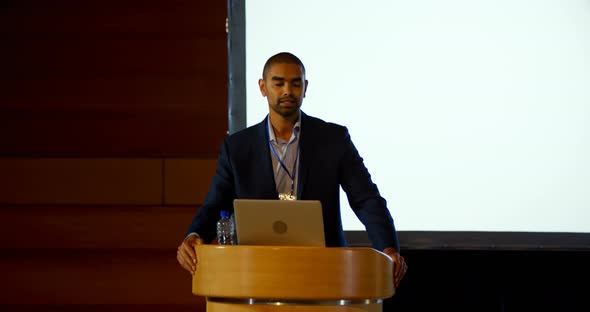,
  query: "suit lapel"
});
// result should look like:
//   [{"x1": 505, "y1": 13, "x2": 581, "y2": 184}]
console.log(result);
[
  {"x1": 297, "y1": 112, "x2": 312, "y2": 199},
  {"x1": 253, "y1": 116, "x2": 279, "y2": 199}
]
